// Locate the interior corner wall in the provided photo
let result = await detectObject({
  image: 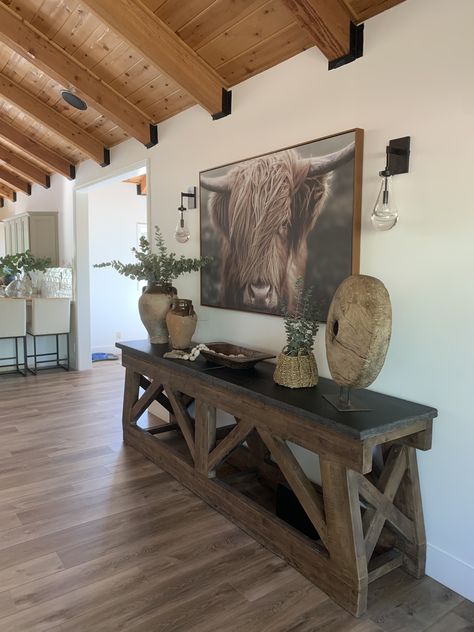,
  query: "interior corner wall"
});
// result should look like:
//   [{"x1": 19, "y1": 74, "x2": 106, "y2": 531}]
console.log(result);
[
  {"x1": 88, "y1": 180, "x2": 147, "y2": 352},
  {"x1": 0, "y1": 174, "x2": 75, "y2": 266},
  {"x1": 12, "y1": 0, "x2": 474, "y2": 601}
]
